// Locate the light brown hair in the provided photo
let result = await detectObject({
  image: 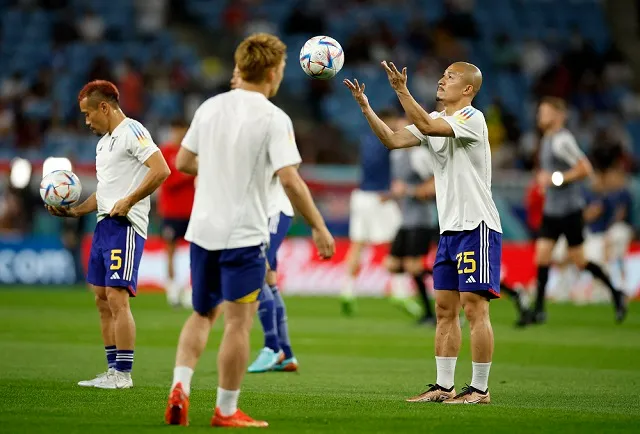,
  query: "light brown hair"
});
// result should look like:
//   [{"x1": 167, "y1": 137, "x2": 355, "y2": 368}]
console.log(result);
[
  {"x1": 234, "y1": 33, "x2": 287, "y2": 84},
  {"x1": 540, "y1": 96, "x2": 567, "y2": 112}
]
